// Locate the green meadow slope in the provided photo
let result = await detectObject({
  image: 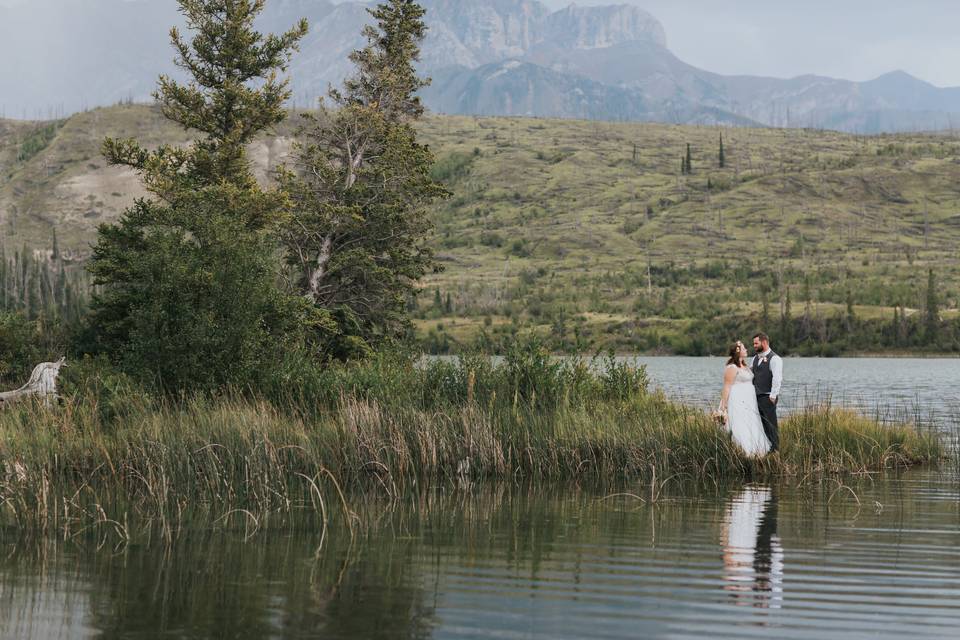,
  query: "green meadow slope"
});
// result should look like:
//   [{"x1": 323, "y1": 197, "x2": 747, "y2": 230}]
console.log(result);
[{"x1": 2, "y1": 105, "x2": 960, "y2": 353}]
